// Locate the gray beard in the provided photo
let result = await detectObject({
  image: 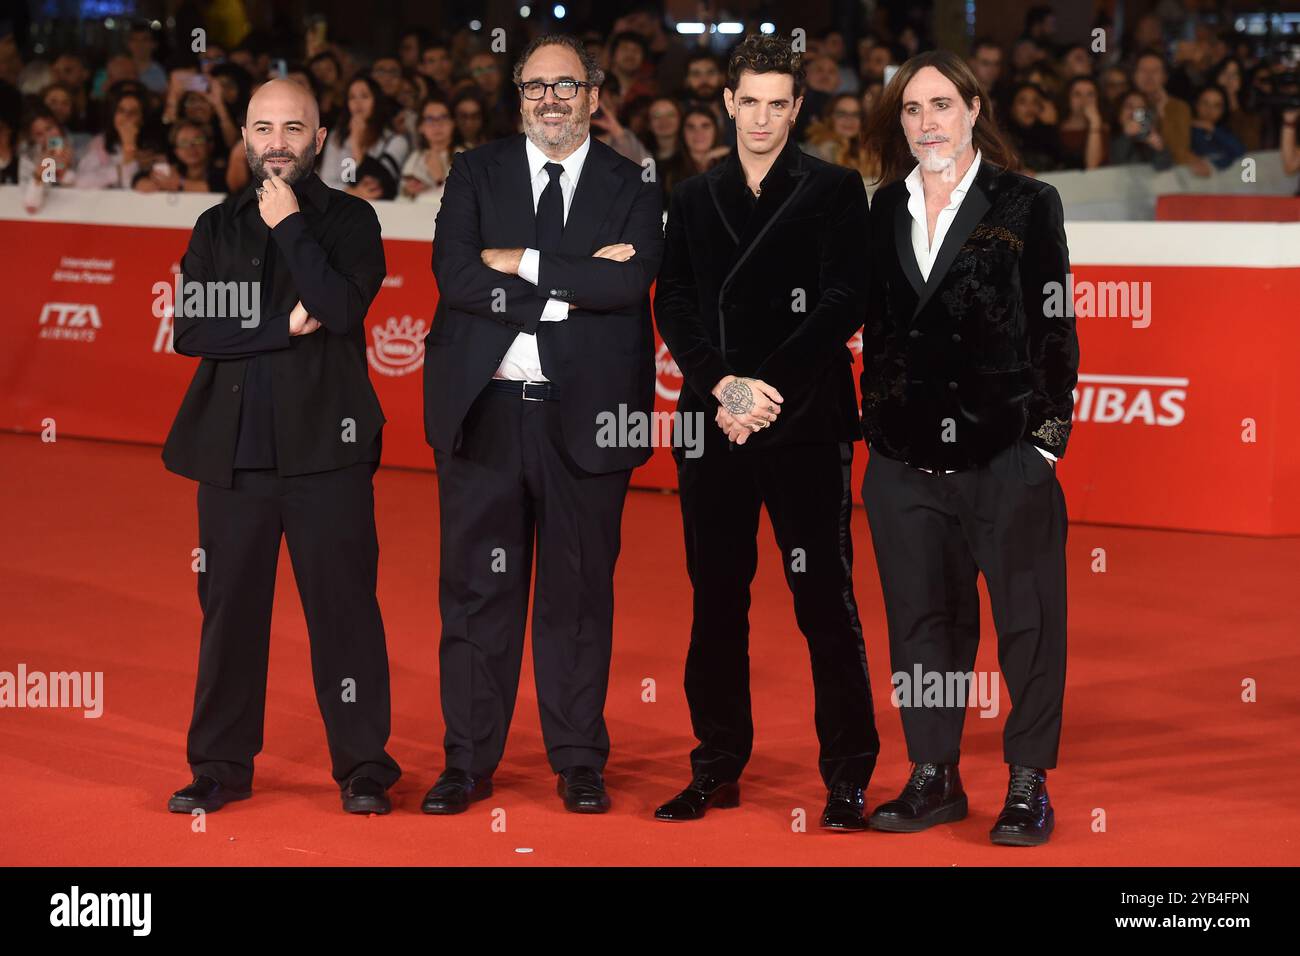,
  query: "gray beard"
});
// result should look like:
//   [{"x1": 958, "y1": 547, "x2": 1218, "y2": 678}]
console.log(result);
[
  {"x1": 522, "y1": 104, "x2": 587, "y2": 153},
  {"x1": 909, "y1": 118, "x2": 975, "y2": 179}
]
